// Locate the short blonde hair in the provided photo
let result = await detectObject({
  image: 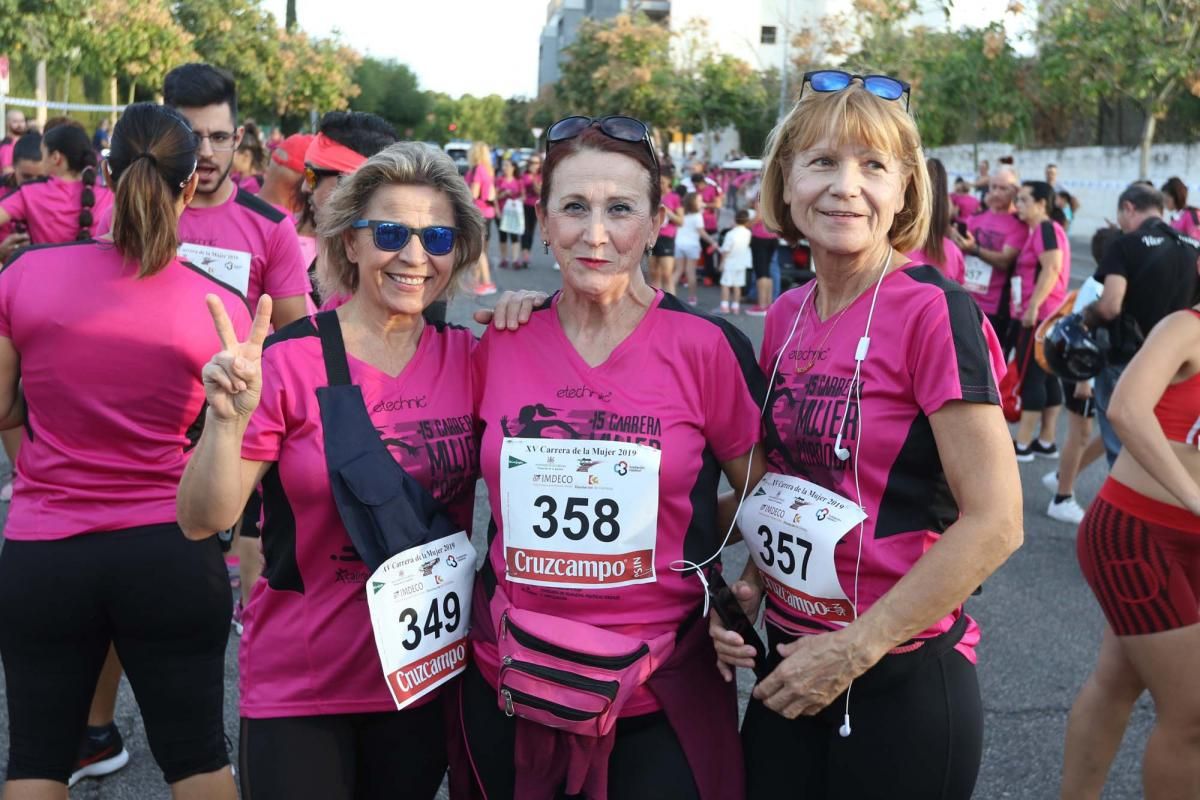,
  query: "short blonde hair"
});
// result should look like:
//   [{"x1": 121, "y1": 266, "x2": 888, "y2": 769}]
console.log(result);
[
  {"x1": 317, "y1": 142, "x2": 485, "y2": 299},
  {"x1": 468, "y1": 141, "x2": 492, "y2": 170},
  {"x1": 760, "y1": 85, "x2": 931, "y2": 253}
]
